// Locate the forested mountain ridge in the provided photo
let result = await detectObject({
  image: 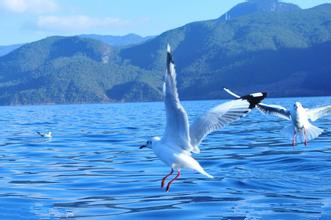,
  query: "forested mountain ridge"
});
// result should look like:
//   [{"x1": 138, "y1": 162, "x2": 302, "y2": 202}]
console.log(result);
[
  {"x1": 0, "y1": 1, "x2": 330, "y2": 105},
  {"x1": 0, "y1": 36, "x2": 162, "y2": 105},
  {"x1": 120, "y1": 3, "x2": 331, "y2": 99}
]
